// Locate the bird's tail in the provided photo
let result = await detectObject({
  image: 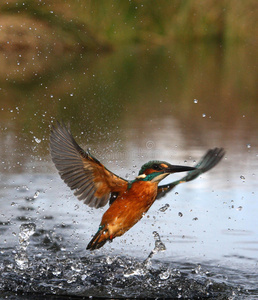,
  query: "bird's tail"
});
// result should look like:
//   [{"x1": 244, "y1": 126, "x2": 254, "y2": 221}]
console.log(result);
[{"x1": 86, "y1": 225, "x2": 110, "y2": 250}]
